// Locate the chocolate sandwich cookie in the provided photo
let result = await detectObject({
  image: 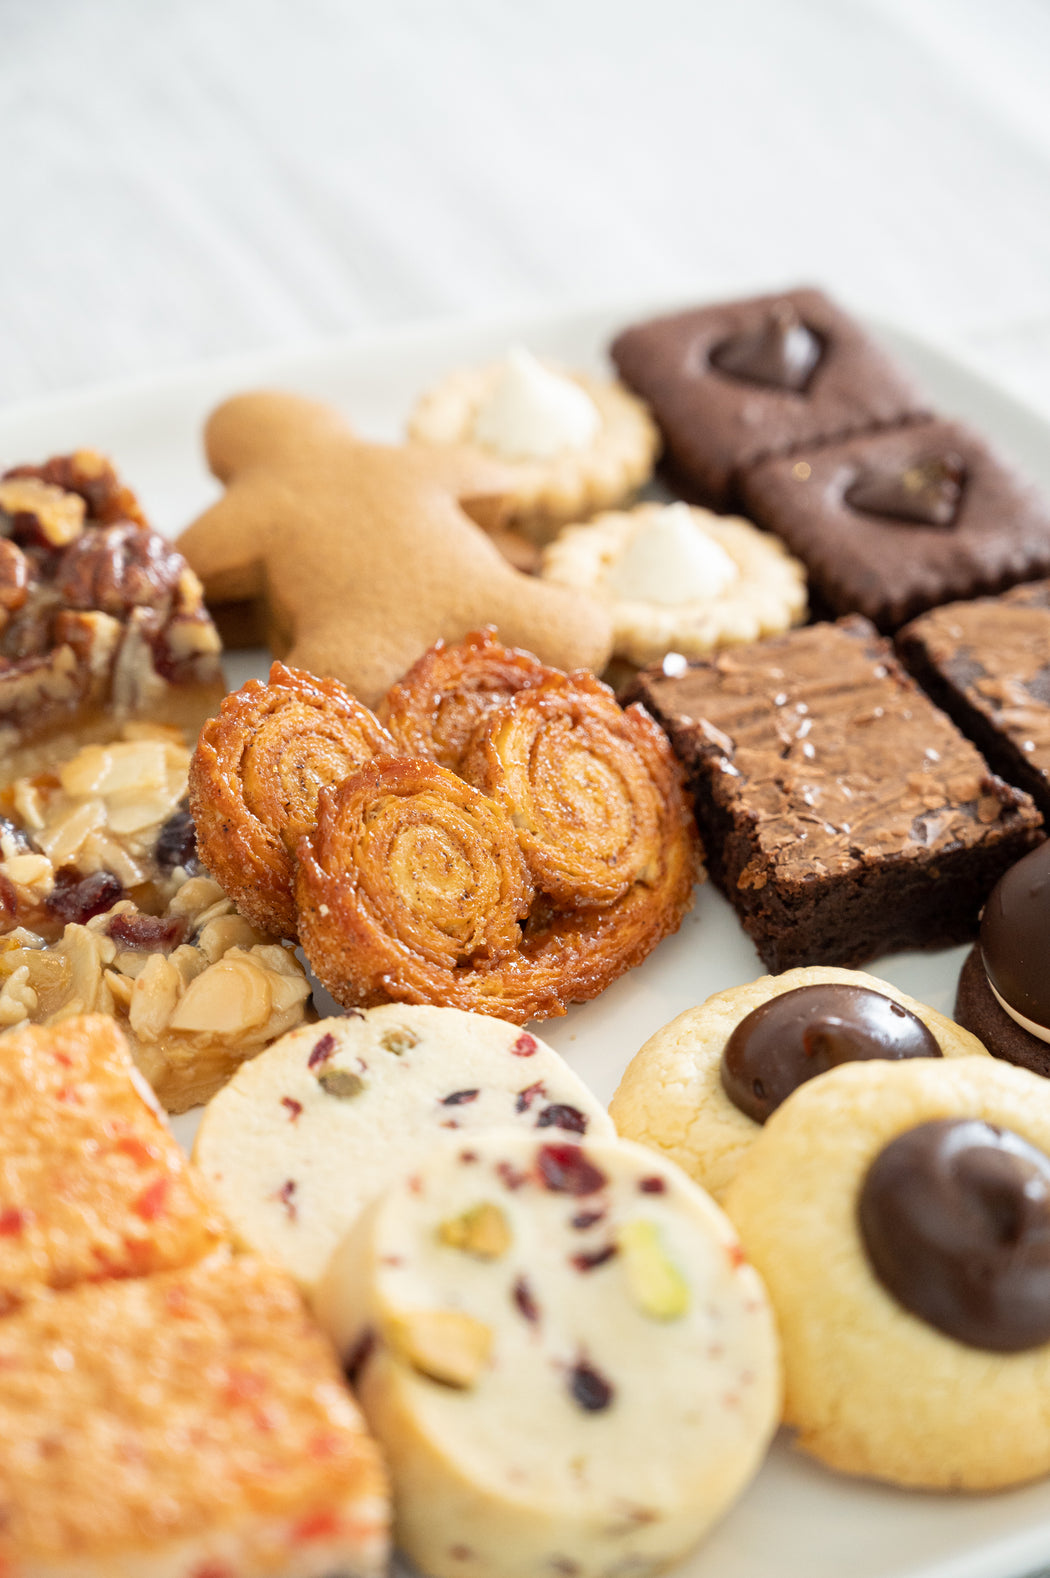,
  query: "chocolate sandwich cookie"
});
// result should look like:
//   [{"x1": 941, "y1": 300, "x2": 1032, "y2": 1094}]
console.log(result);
[
  {"x1": 956, "y1": 840, "x2": 1050, "y2": 1076},
  {"x1": 610, "y1": 288, "x2": 925, "y2": 510},
  {"x1": 725, "y1": 1057, "x2": 1050, "y2": 1489},
  {"x1": 742, "y1": 419, "x2": 1050, "y2": 632},
  {"x1": 610, "y1": 965, "x2": 986, "y2": 1200}
]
